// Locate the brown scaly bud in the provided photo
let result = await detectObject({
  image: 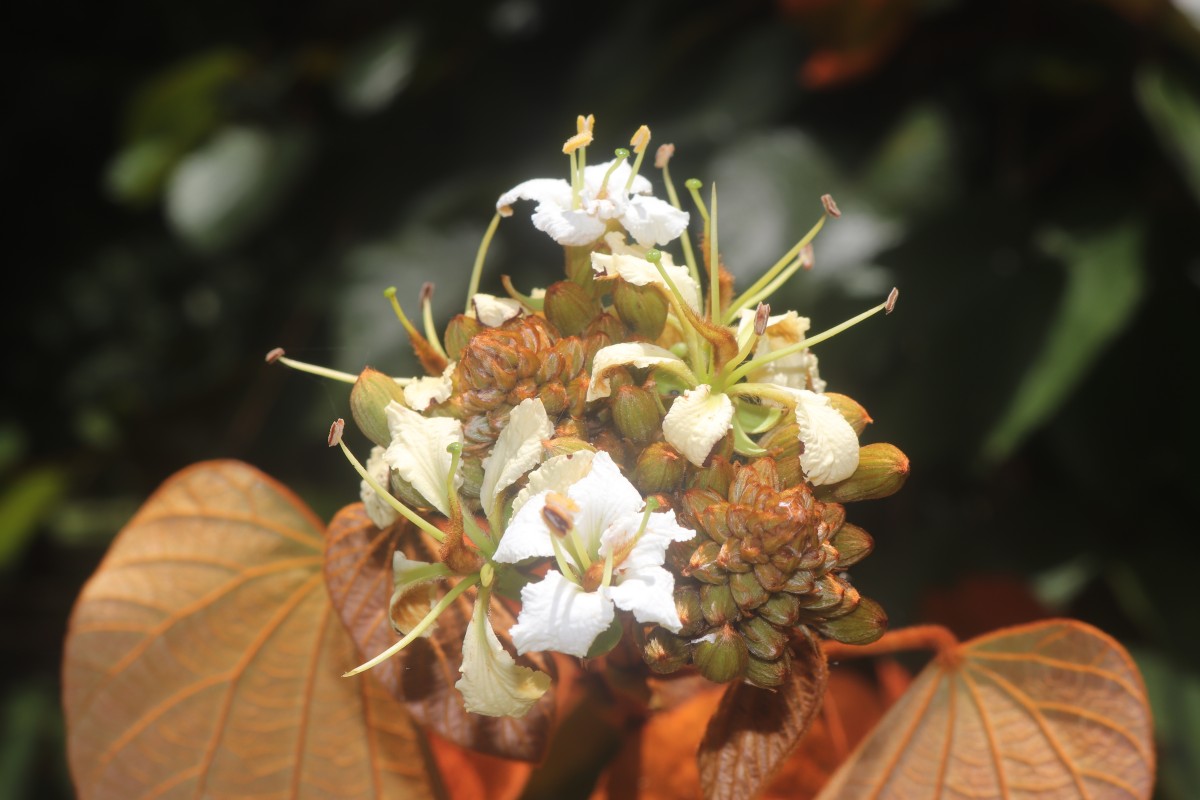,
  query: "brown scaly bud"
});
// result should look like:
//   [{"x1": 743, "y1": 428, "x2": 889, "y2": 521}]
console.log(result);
[
  {"x1": 350, "y1": 368, "x2": 407, "y2": 447},
  {"x1": 612, "y1": 280, "x2": 669, "y2": 339},
  {"x1": 797, "y1": 574, "x2": 846, "y2": 612},
  {"x1": 544, "y1": 280, "x2": 599, "y2": 336},
  {"x1": 746, "y1": 652, "x2": 790, "y2": 688},
  {"x1": 757, "y1": 592, "x2": 801, "y2": 627},
  {"x1": 688, "y1": 456, "x2": 734, "y2": 496},
  {"x1": 585, "y1": 311, "x2": 627, "y2": 346},
  {"x1": 694, "y1": 624, "x2": 748, "y2": 683},
  {"x1": 815, "y1": 443, "x2": 910, "y2": 503},
  {"x1": 729, "y1": 571, "x2": 769, "y2": 612},
  {"x1": 613, "y1": 385, "x2": 663, "y2": 444},
  {"x1": 686, "y1": 541, "x2": 726, "y2": 586},
  {"x1": 814, "y1": 596, "x2": 887, "y2": 645},
  {"x1": 642, "y1": 628, "x2": 691, "y2": 675},
  {"x1": 830, "y1": 523, "x2": 874, "y2": 568},
  {"x1": 738, "y1": 616, "x2": 789, "y2": 661},
  {"x1": 634, "y1": 442, "x2": 686, "y2": 494},
  {"x1": 700, "y1": 583, "x2": 740, "y2": 626},
  {"x1": 674, "y1": 585, "x2": 705, "y2": 637},
  {"x1": 444, "y1": 314, "x2": 482, "y2": 361},
  {"x1": 825, "y1": 393, "x2": 873, "y2": 435}
]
